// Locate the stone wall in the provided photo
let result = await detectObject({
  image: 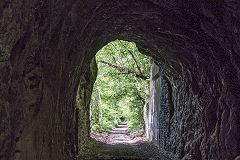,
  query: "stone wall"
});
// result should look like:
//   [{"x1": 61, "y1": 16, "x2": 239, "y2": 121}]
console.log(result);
[
  {"x1": 148, "y1": 57, "x2": 240, "y2": 159},
  {"x1": 76, "y1": 58, "x2": 98, "y2": 157},
  {"x1": 147, "y1": 62, "x2": 172, "y2": 150}
]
